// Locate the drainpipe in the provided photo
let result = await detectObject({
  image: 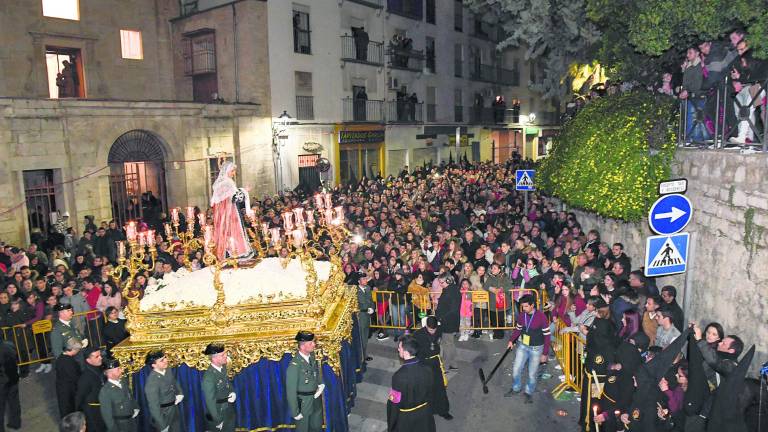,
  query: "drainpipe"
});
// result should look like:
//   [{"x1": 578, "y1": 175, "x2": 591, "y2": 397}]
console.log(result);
[{"x1": 232, "y1": 2, "x2": 240, "y2": 103}]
